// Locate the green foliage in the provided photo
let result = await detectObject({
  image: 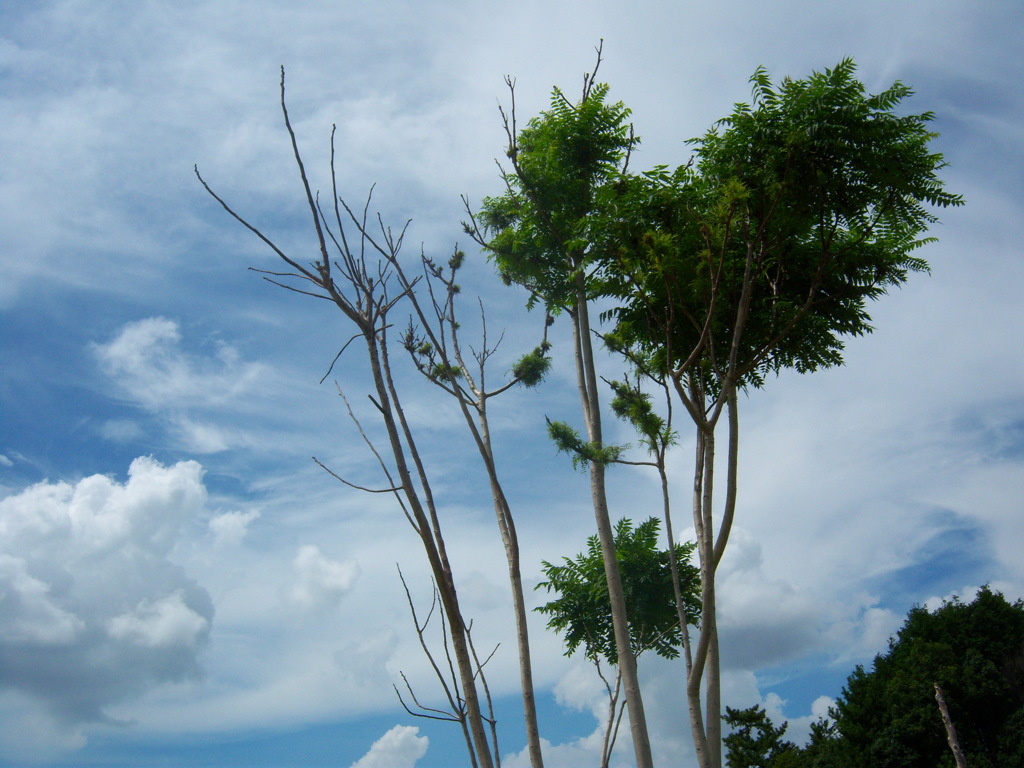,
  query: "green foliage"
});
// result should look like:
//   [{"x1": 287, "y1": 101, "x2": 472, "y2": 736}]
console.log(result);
[
  {"x1": 821, "y1": 587, "x2": 1024, "y2": 768},
  {"x1": 474, "y1": 58, "x2": 961, "y2": 399},
  {"x1": 546, "y1": 418, "x2": 623, "y2": 469},
  {"x1": 608, "y1": 378, "x2": 676, "y2": 453},
  {"x1": 723, "y1": 705, "x2": 797, "y2": 768},
  {"x1": 476, "y1": 82, "x2": 637, "y2": 310},
  {"x1": 535, "y1": 517, "x2": 700, "y2": 665},
  {"x1": 512, "y1": 341, "x2": 552, "y2": 387},
  {"x1": 598, "y1": 58, "x2": 963, "y2": 391}
]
